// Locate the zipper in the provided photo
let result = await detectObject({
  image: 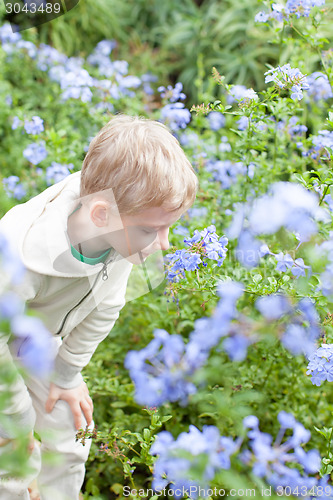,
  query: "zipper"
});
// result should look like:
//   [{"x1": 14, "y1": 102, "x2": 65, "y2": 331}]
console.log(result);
[{"x1": 55, "y1": 254, "x2": 115, "y2": 336}]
